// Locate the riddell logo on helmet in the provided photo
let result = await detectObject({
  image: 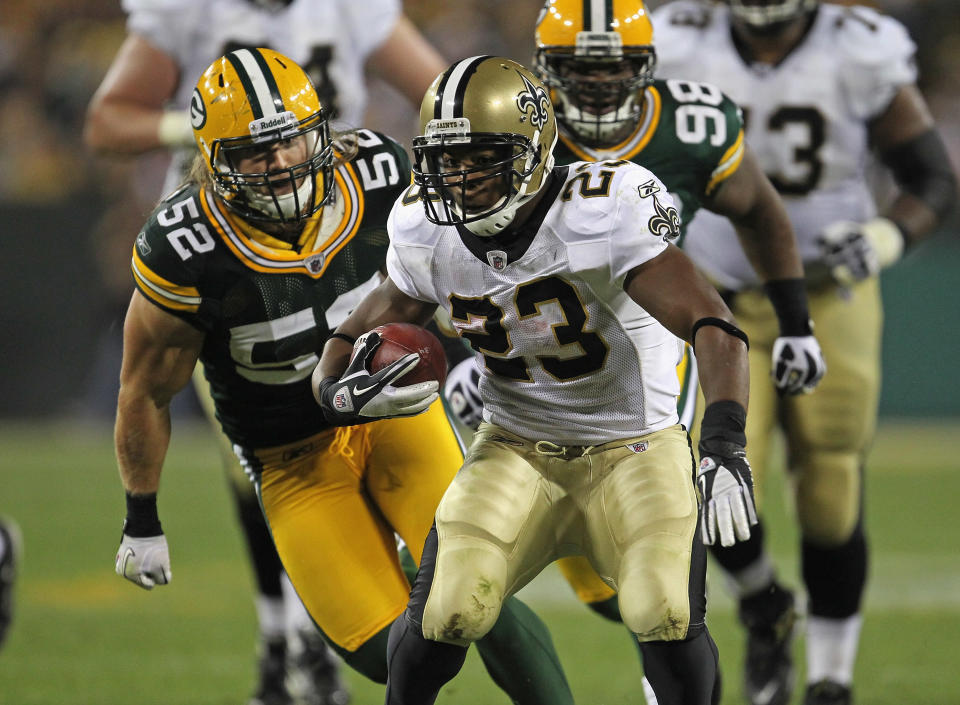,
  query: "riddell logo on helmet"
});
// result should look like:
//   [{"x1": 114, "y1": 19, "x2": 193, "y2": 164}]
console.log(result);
[{"x1": 249, "y1": 111, "x2": 298, "y2": 139}]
